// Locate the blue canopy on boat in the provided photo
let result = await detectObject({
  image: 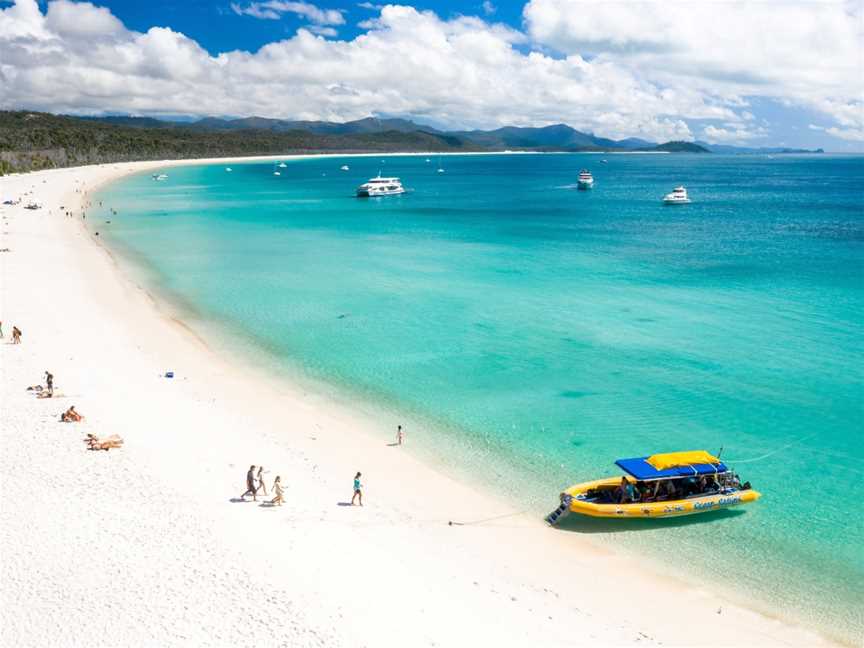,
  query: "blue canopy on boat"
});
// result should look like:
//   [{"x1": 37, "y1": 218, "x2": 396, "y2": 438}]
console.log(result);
[{"x1": 615, "y1": 456, "x2": 728, "y2": 481}]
